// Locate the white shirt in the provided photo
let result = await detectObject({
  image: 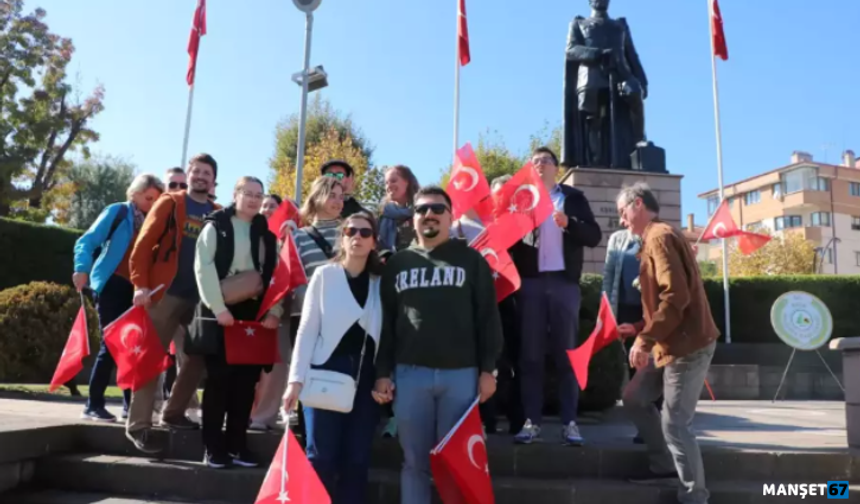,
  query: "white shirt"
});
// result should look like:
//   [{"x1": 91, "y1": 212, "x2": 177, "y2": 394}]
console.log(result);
[{"x1": 538, "y1": 185, "x2": 567, "y2": 272}]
